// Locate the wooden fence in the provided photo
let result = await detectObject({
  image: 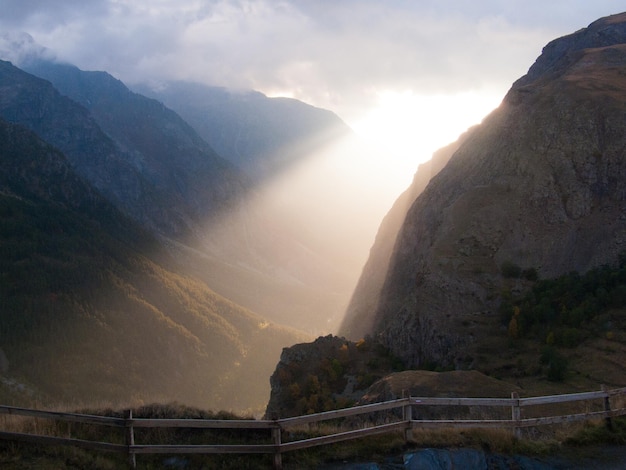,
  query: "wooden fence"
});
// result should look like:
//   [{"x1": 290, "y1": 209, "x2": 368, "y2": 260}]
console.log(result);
[{"x1": 0, "y1": 385, "x2": 624, "y2": 469}]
